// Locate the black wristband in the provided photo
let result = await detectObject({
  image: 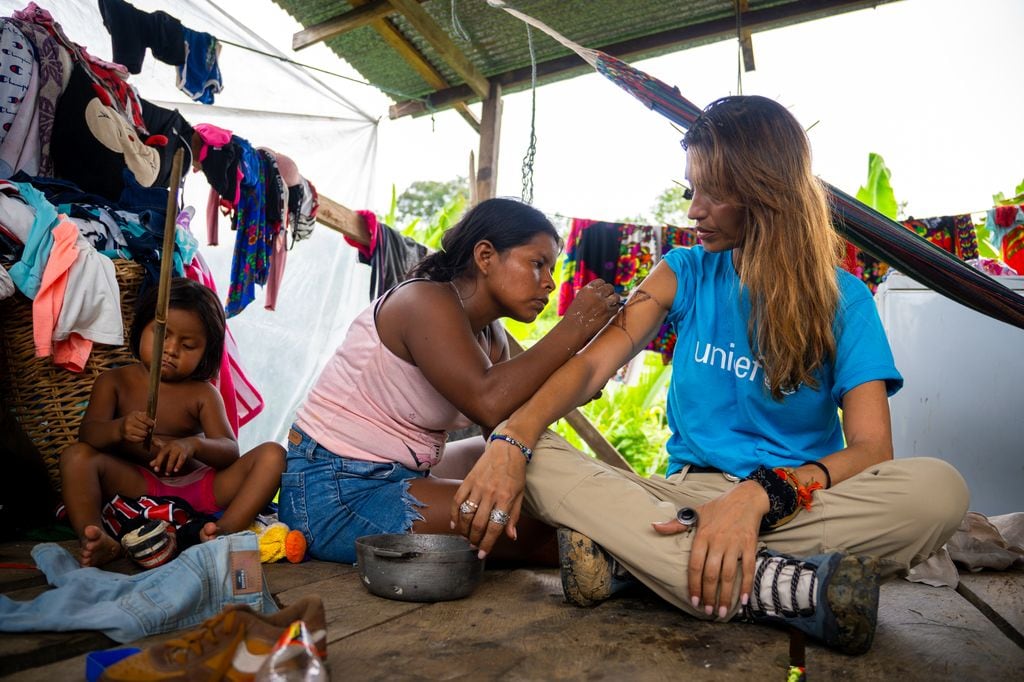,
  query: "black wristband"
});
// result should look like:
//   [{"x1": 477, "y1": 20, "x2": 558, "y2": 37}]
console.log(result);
[
  {"x1": 805, "y1": 460, "x2": 832, "y2": 489},
  {"x1": 745, "y1": 465, "x2": 800, "y2": 533}
]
